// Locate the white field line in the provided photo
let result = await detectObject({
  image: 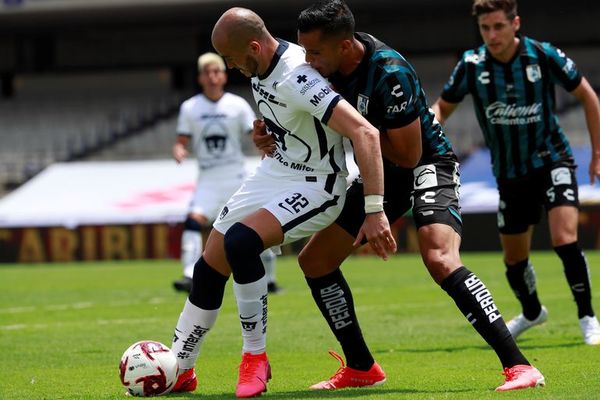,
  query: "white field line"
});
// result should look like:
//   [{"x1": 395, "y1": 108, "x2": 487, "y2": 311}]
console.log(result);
[
  {"x1": 0, "y1": 306, "x2": 36, "y2": 314},
  {"x1": 0, "y1": 297, "x2": 169, "y2": 331},
  {"x1": 0, "y1": 298, "x2": 166, "y2": 314},
  {"x1": 1, "y1": 317, "x2": 164, "y2": 331}
]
